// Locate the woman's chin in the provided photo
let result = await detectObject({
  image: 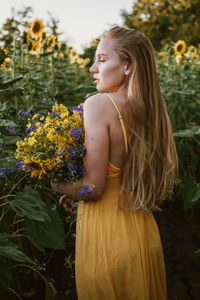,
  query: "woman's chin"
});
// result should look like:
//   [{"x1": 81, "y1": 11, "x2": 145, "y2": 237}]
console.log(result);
[{"x1": 96, "y1": 85, "x2": 108, "y2": 92}]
